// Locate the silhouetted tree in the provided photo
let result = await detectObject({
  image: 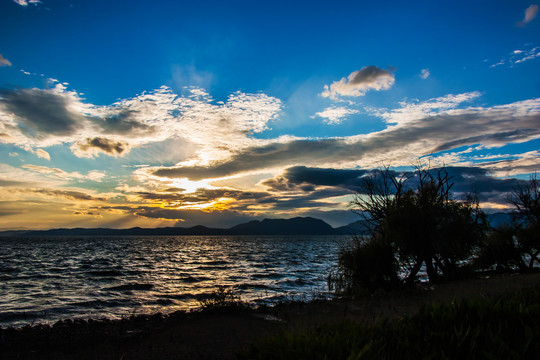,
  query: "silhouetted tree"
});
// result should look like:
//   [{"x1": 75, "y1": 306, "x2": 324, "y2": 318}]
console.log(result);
[
  {"x1": 510, "y1": 174, "x2": 540, "y2": 268},
  {"x1": 476, "y1": 175, "x2": 540, "y2": 271},
  {"x1": 349, "y1": 164, "x2": 487, "y2": 287}
]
